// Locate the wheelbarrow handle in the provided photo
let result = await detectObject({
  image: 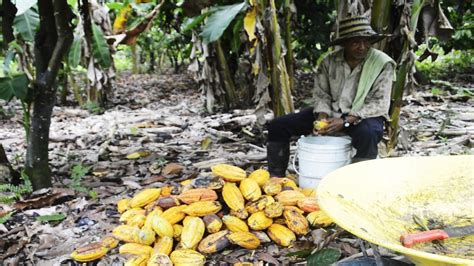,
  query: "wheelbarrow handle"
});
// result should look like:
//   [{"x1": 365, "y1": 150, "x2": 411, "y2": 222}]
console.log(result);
[{"x1": 400, "y1": 229, "x2": 449, "y2": 248}]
